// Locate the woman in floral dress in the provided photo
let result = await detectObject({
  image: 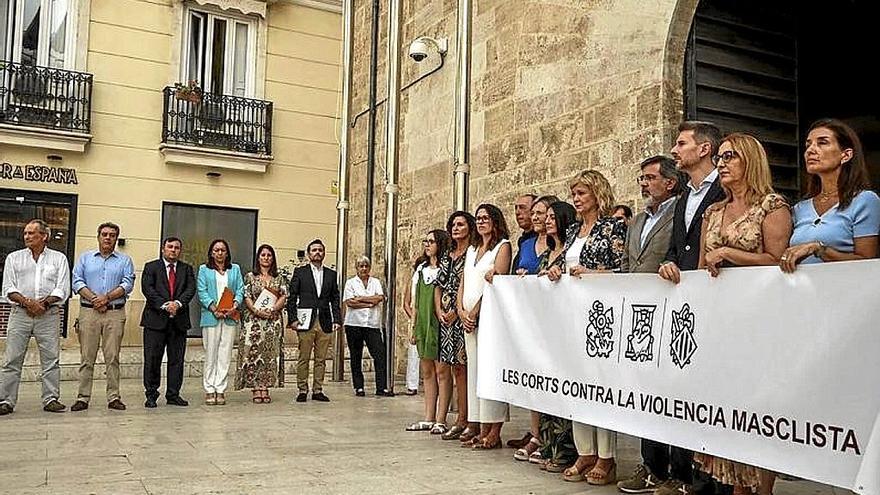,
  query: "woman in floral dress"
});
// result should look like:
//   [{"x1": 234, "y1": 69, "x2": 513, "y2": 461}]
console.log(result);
[{"x1": 235, "y1": 244, "x2": 288, "y2": 403}]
